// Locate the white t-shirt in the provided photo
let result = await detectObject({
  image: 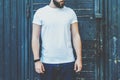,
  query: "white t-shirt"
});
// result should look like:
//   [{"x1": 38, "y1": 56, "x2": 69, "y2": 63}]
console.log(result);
[{"x1": 33, "y1": 5, "x2": 78, "y2": 64}]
